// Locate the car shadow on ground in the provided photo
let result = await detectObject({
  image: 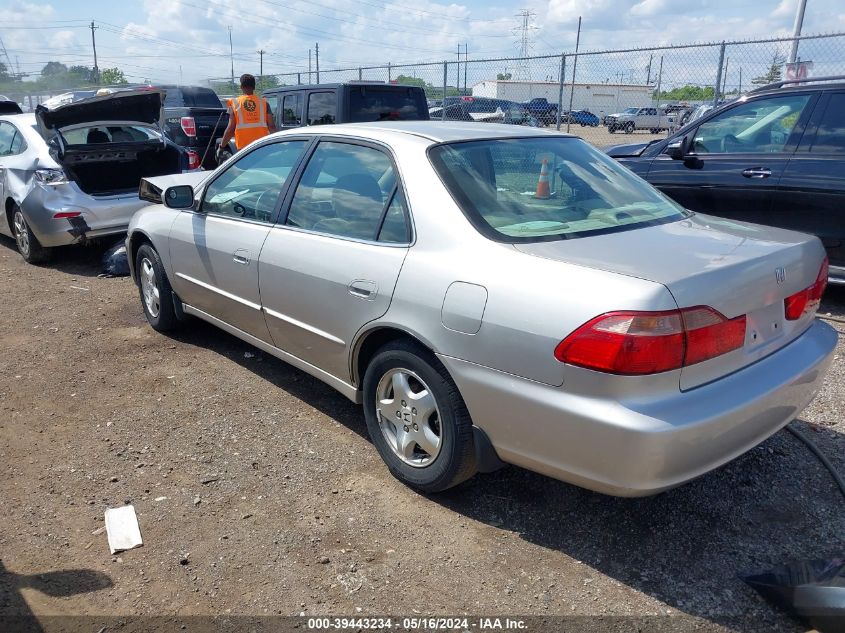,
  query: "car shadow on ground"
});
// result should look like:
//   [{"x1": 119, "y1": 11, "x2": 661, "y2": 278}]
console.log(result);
[
  {"x1": 433, "y1": 421, "x2": 844, "y2": 632},
  {"x1": 164, "y1": 317, "x2": 844, "y2": 632},
  {"x1": 0, "y1": 559, "x2": 113, "y2": 631},
  {"x1": 0, "y1": 234, "x2": 121, "y2": 278}
]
